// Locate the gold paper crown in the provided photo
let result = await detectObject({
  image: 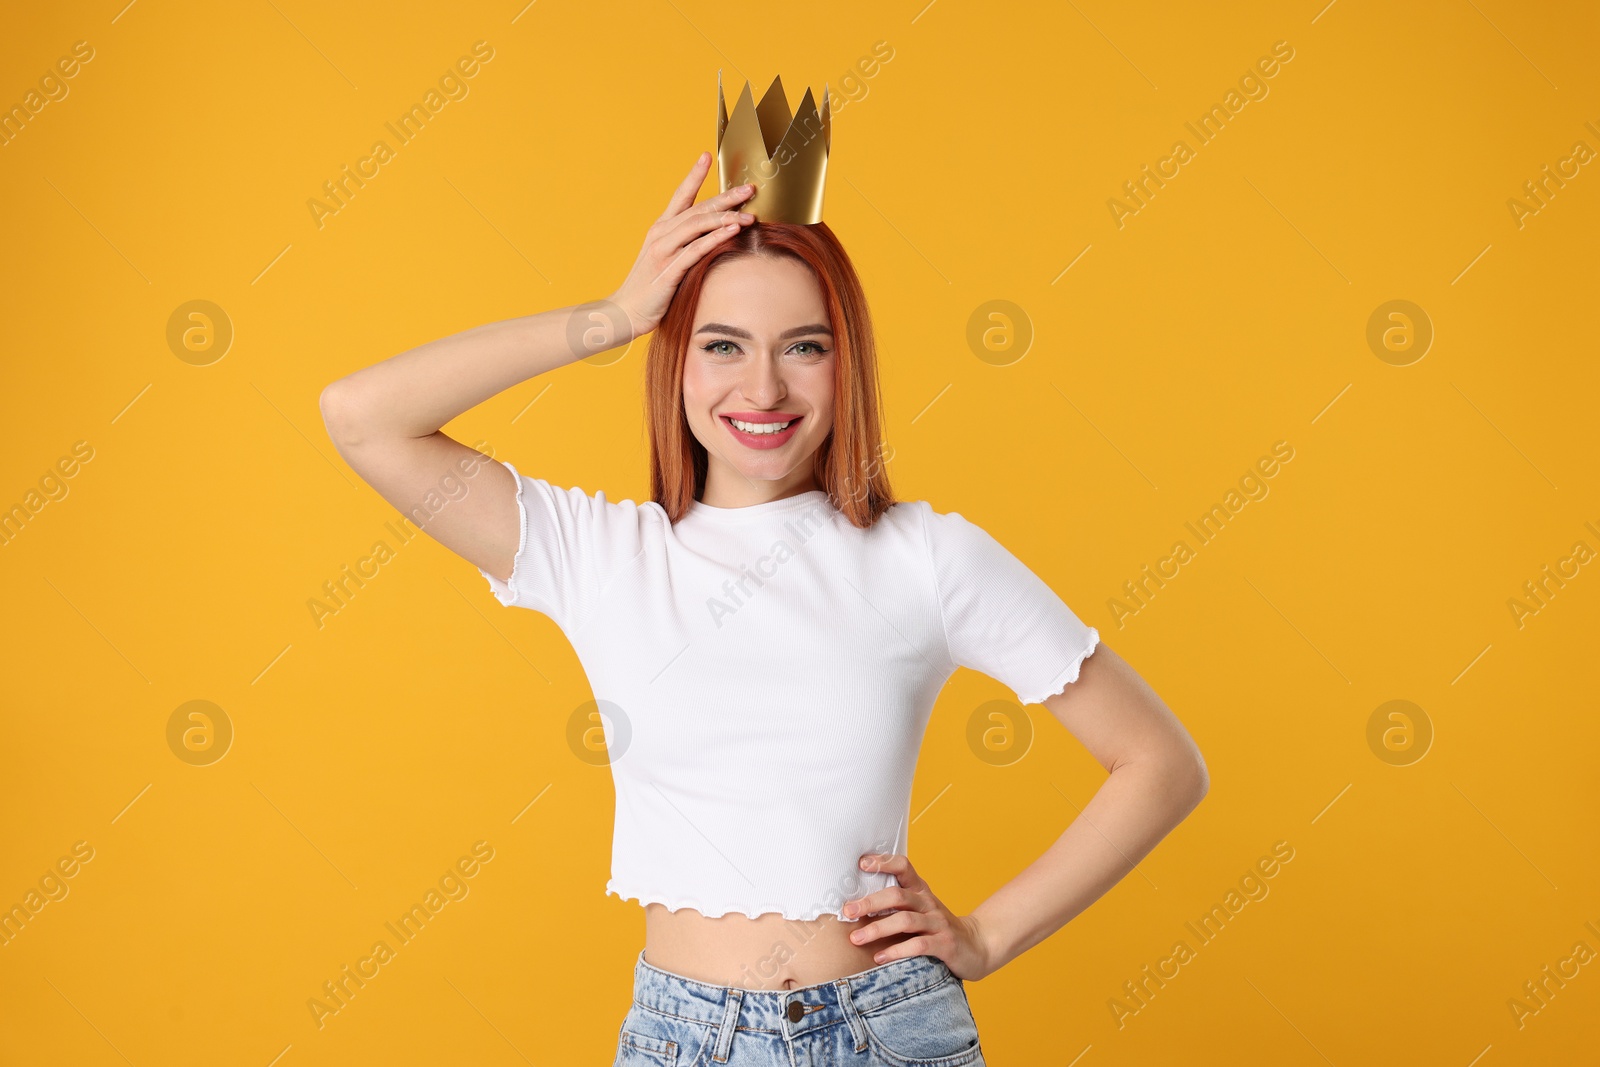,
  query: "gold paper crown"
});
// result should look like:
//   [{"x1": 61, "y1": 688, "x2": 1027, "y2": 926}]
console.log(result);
[{"x1": 716, "y1": 71, "x2": 831, "y2": 225}]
